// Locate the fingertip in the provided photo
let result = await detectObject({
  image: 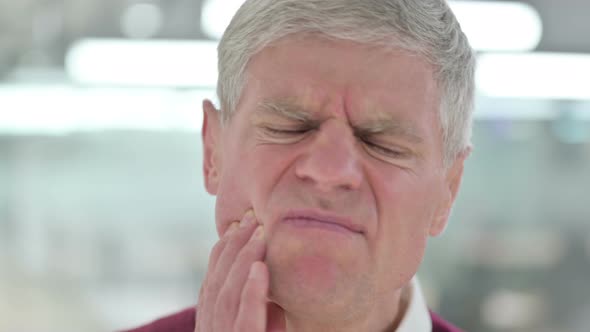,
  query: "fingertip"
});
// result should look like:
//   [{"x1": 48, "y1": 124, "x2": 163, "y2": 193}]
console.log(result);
[
  {"x1": 240, "y1": 209, "x2": 257, "y2": 228},
  {"x1": 225, "y1": 221, "x2": 240, "y2": 236},
  {"x1": 248, "y1": 261, "x2": 267, "y2": 281}
]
